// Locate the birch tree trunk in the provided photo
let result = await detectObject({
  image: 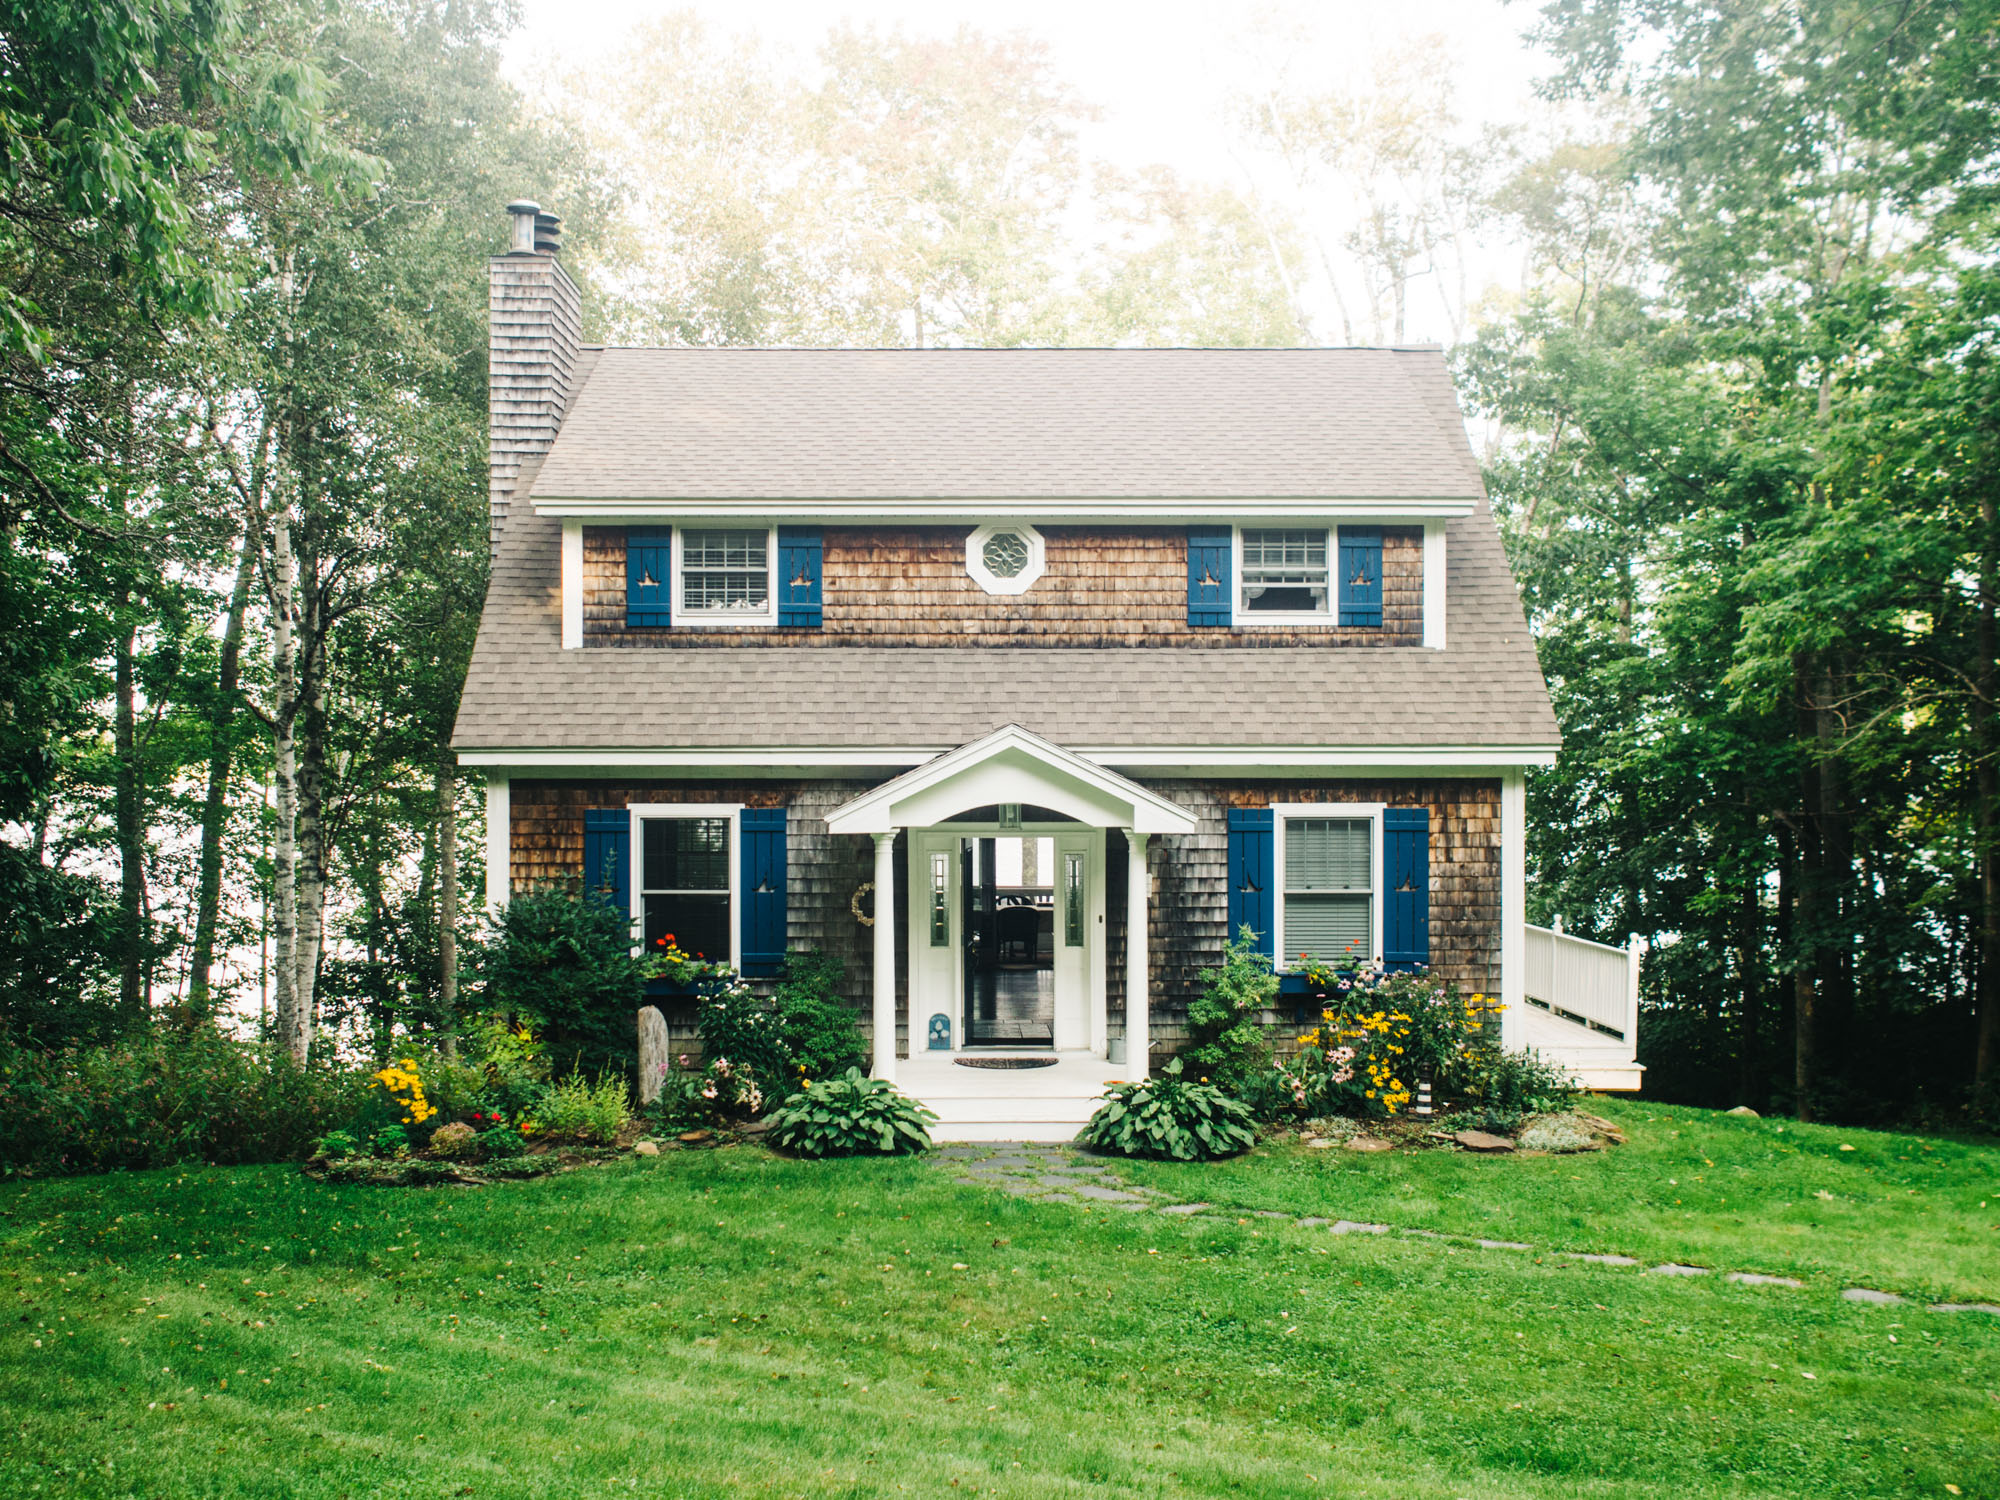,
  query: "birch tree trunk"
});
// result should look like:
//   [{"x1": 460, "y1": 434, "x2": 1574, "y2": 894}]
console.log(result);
[
  {"x1": 1975, "y1": 491, "x2": 1998, "y2": 1092},
  {"x1": 268, "y1": 504, "x2": 306, "y2": 1062},
  {"x1": 293, "y1": 662, "x2": 329, "y2": 1044},
  {"x1": 113, "y1": 590, "x2": 146, "y2": 1025},
  {"x1": 188, "y1": 534, "x2": 255, "y2": 1015}
]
